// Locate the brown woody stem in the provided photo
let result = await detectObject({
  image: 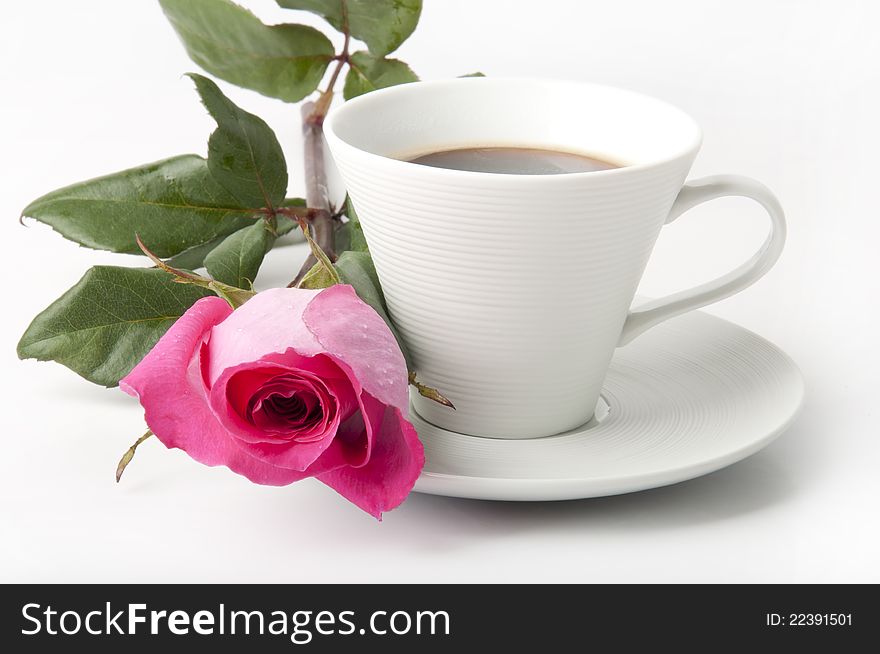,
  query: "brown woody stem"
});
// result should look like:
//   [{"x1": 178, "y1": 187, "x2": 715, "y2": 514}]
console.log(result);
[
  {"x1": 289, "y1": 20, "x2": 351, "y2": 288},
  {"x1": 272, "y1": 205, "x2": 312, "y2": 219},
  {"x1": 289, "y1": 101, "x2": 337, "y2": 287}
]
